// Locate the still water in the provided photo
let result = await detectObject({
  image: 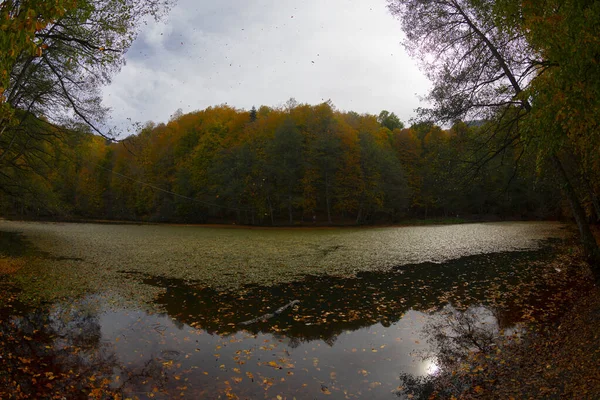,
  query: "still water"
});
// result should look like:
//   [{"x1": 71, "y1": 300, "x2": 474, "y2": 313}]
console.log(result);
[{"x1": 0, "y1": 221, "x2": 567, "y2": 398}]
